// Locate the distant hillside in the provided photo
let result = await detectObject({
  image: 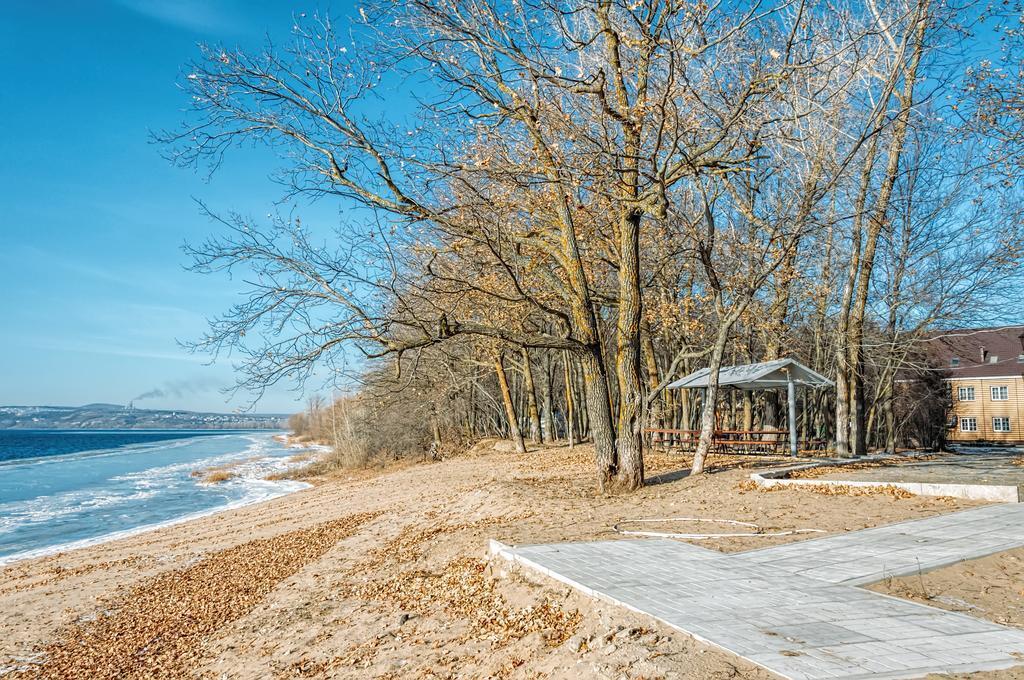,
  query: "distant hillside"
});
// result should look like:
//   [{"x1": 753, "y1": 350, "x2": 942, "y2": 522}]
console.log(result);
[{"x1": 0, "y1": 404, "x2": 288, "y2": 430}]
